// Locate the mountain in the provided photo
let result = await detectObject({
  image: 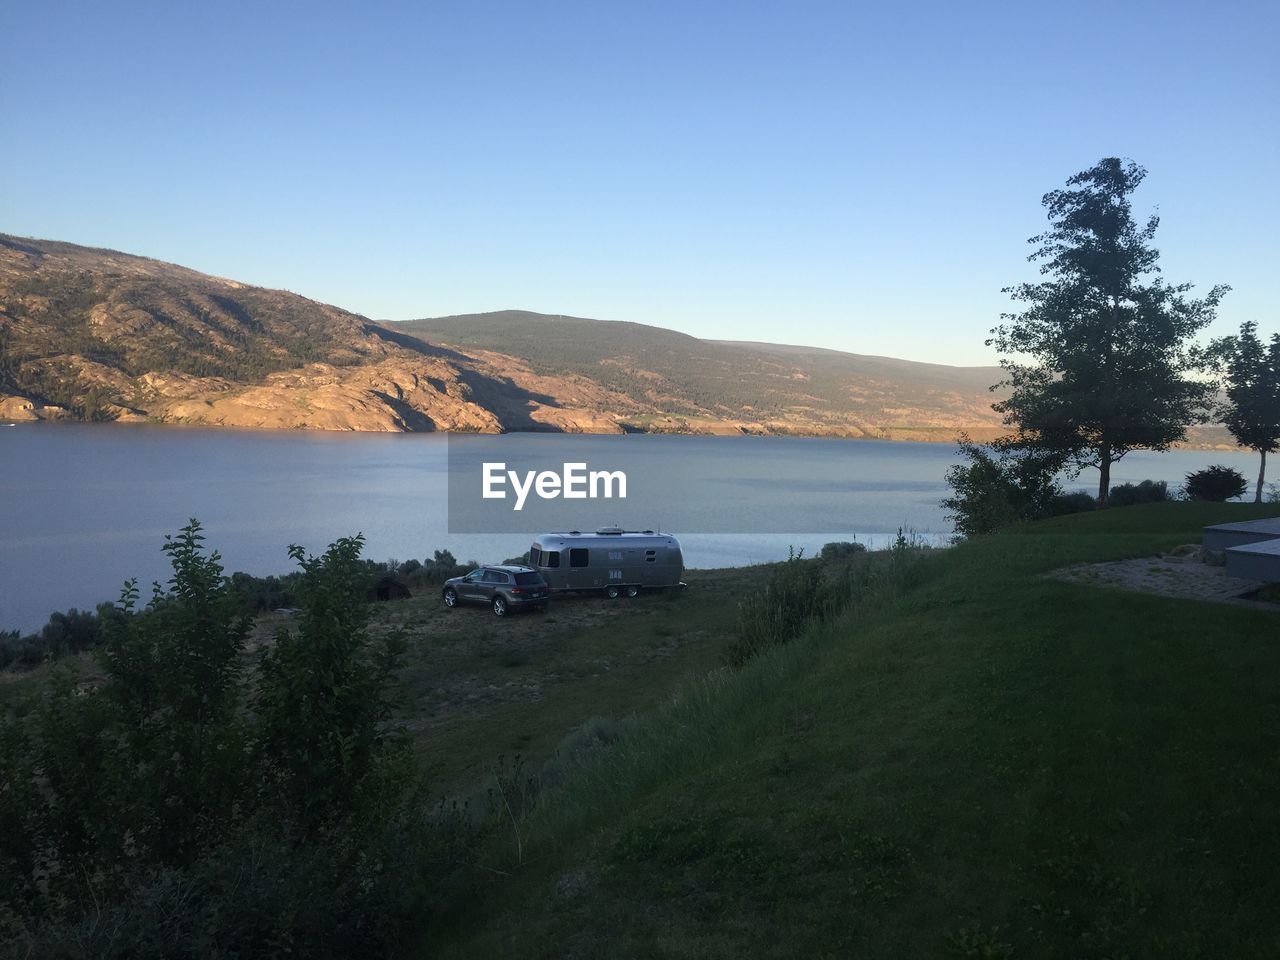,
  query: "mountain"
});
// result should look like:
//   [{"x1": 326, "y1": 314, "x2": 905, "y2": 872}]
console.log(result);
[
  {"x1": 10, "y1": 234, "x2": 1229, "y2": 446},
  {"x1": 392, "y1": 311, "x2": 1010, "y2": 441},
  {"x1": 0, "y1": 236, "x2": 632, "y2": 433}
]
